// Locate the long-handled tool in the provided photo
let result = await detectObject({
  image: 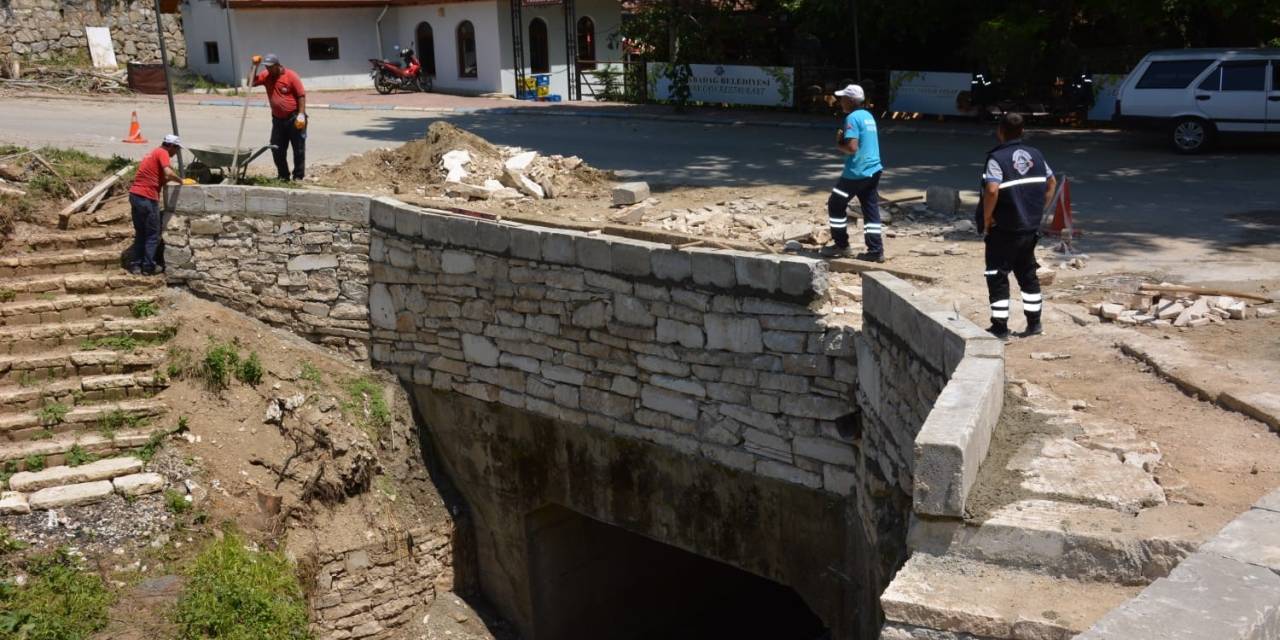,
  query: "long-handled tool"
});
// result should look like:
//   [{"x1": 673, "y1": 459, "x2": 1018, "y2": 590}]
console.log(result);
[{"x1": 229, "y1": 57, "x2": 262, "y2": 185}]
